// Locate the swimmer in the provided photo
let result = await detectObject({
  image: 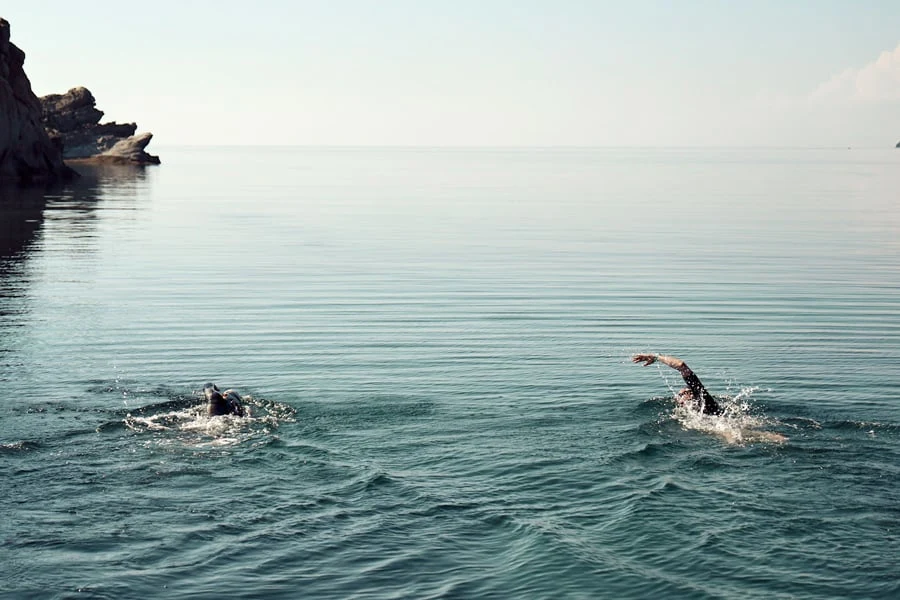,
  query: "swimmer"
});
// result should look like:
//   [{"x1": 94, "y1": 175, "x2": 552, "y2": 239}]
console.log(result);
[
  {"x1": 203, "y1": 383, "x2": 245, "y2": 417},
  {"x1": 632, "y1": 354, "x2": 723, "y2": 415}
]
